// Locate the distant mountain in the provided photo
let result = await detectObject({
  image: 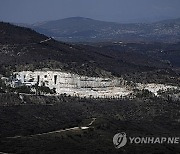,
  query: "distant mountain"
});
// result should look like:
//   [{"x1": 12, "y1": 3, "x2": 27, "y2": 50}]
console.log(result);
[
  {"x1": 27, "y1": 17, "x2": 180, "y2": 43},
  {"x1": 0, "y1": 22, "x2": 173, "y2": 79},
  {"x1": 0, "y1": 22, "x2": 112, "y2": 77}
]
